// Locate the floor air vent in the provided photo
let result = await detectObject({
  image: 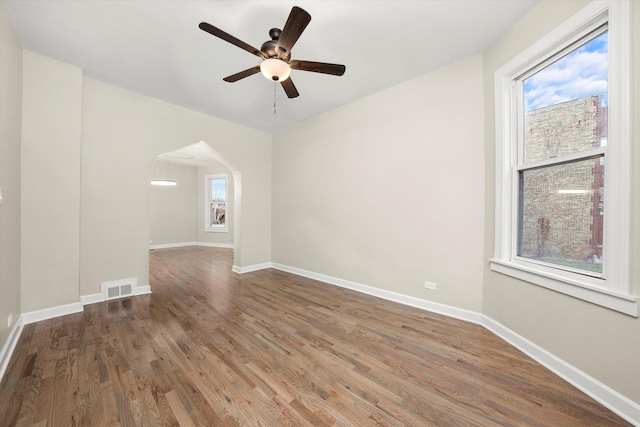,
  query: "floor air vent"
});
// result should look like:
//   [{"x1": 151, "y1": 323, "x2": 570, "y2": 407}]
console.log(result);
[{"x1": 102, "y1": 278, "x2": 137, "y2": 301}]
